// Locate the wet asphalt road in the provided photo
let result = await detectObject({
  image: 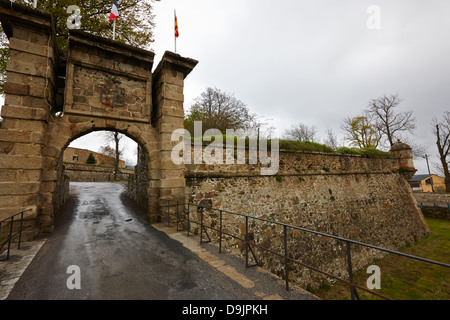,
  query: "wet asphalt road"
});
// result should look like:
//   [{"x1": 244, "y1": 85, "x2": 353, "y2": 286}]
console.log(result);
[{"x1": 6, "y1": 182, "x2": 255, "y2": 300}]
